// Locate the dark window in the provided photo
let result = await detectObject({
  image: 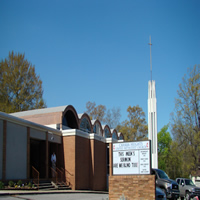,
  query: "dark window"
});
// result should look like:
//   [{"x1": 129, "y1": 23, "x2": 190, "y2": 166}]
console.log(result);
[
  {"x1": 80, "y1": 118, "x2": 91, "y2": 133},
  {"x1": 181, "y1": 179, "x2": 184, "y2": 185}
]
